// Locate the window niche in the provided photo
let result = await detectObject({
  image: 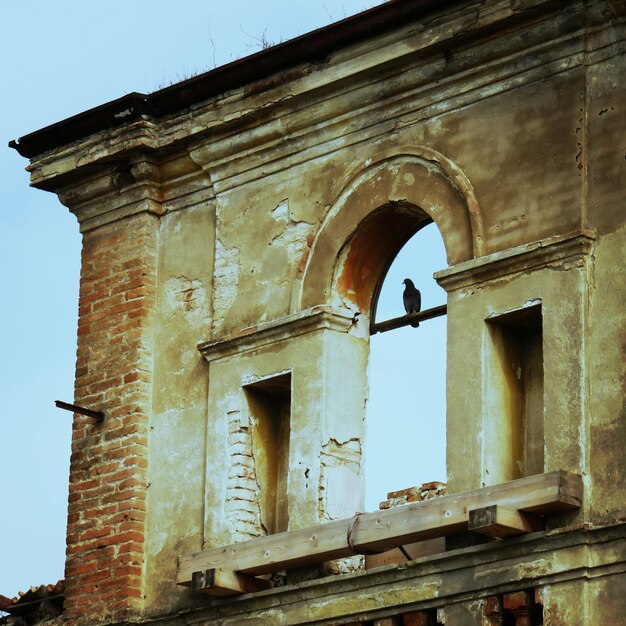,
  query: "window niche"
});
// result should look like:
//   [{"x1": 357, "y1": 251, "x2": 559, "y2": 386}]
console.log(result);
[
  {"x1": 243, "y1": 373, "x2": 292, "y2": 535},
  {"x1": 484, "y1": 302, "x2": 544, "y2": 484}
]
